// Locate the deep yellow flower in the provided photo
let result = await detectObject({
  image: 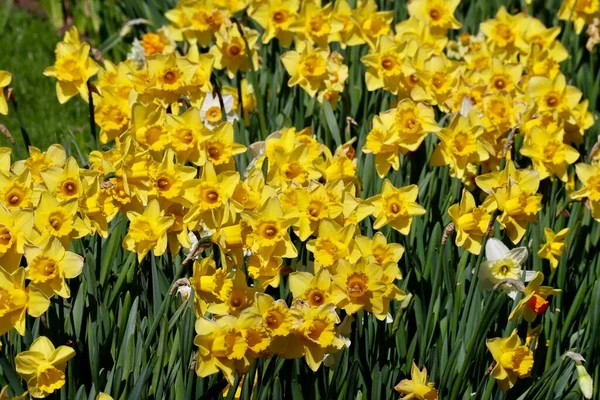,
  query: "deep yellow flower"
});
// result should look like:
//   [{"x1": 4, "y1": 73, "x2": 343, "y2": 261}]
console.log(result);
[
  {"x1": 15, "y1": 336, "x2": 75, "y2": 398},
  {"x1": 43, "y1": 28, "x2": 99, "y2": 103},
  {"x1": 558, "y1": 0, "x2": 600, "y2": 34},
  {"x1": 210, "y1": 24, "x2": 259, "y2": 79},
  {"x1": 332, "y1": 259, "x2": 388, "y2": 319},
  {"x1": 13, "y1": 144, "x2": 66, "y2": 184},
  {"x1": 293, "y1": 184, "x2": 334, "y2": 241},
  {"x1": 249, "y1": 0, "x2": 298, "y2": 47},
  {"x1": 487, "y1": 330, "x2": 534, "y2": 391},
  {"x1": 520, "y1": 127, "x2": 579, "y2": 182},
  {"x1": 289, "y1": 269, "x2": 344, "y2": 307},
  {"x1": 0, "y1": 70, "x2": 11, "y2": 115},
  {"x1": 369, "y1": 180, "x2": 425, "y2": 234},
  {"x1": 448, "y1": 189, "x2": 493, "y2": 255},
  {"x1": 281, "y1": 46, "x2": 330, "y2": 97},
  {"x1": 291, "y1": 0, "x2": 343, "y2": 50},
  {"x1": 194, "y1": 316, "x2": 248, "y2": 385},
  {"x1": 33, "y1": 193, "x2": 90, "y2": 246},
  {"x1": 395, "y1": 17, "x2": 448, "y2": 56},
  {"x1": 199, "y1": 122, "x2": 247, "y2": 168},
  {"x1": 24, "y1": 238, "x2": 83, "y2": 299},
  {"x1": 165, "y1": 106, "x2": 206, "y2": 164},
  {"x1": 407, "y1": 0, "x2": 461, "y2": 31},
  {"x1": 145, "y1": 53, "x2": 197, "y2": 105},
  {"x1": 189, "y1": 255, "x2": 232, "y2": 317},
  {"x1": 208, "y1": 269, "x2": 255, "y2": 316},
  {"x1": 123, "y1": 199, "x2": 174, "y2": 261},
  {"x1": 150, "y1": 150, "x2": 197, "y2": 204},
  {"x1": 0, "y1": 267, "x2": 49, "y2": 336},
  {"x1": 431, "y1": 111, "x2": 490, "y2": 179},
  {"x1": 508, "y1": 271, "x2": 561, "y2": 322},
  {"x1": 271, "y1": 303, "x2": 344, "y2": 371},
  {"x1": 246, "y1": 292, "x2": 296, "y2": 337},
  {"x1": 94, "y1": 90, "x2": 130, "y2": 144},
  {"x1": 353, "y1": 0, "x2": 393, "y2": 47},
  {"x1": 480, "y1": 7, "x2": 528, "y2": 59},
  {"x1": 362, "y1": 35, "x2": 407, "y2": 94},
  {"x1": 354, "y1": 232, "x2": 404, "y2": 265},
  {"x1": 571, "y1": 163, "x2": 600, "y2": 220},
  {"x1": 394, "y1": 361, "x2": 438, "y2": 400},
  {"x1": 247, "y1": 253, "x2": 283, "y2": 289},
  {"x1": 165, "y1": 2, "x2": 229, "y2": 47},
  {"x1": 527, "y1": 74, "x2": 583, "y2": 123},
  {"x1": 242, "y1": 196, "x2": 298, "y2": 259},
  {"x1": 0, "y1": 206, "x2": 33, "y2": 271},
  {"x1": 331, "y1": 0, "x2": 365, "y2": 48},
  {"x1": 306, "y1": 219, "x2": 356, "y2": 270}
]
